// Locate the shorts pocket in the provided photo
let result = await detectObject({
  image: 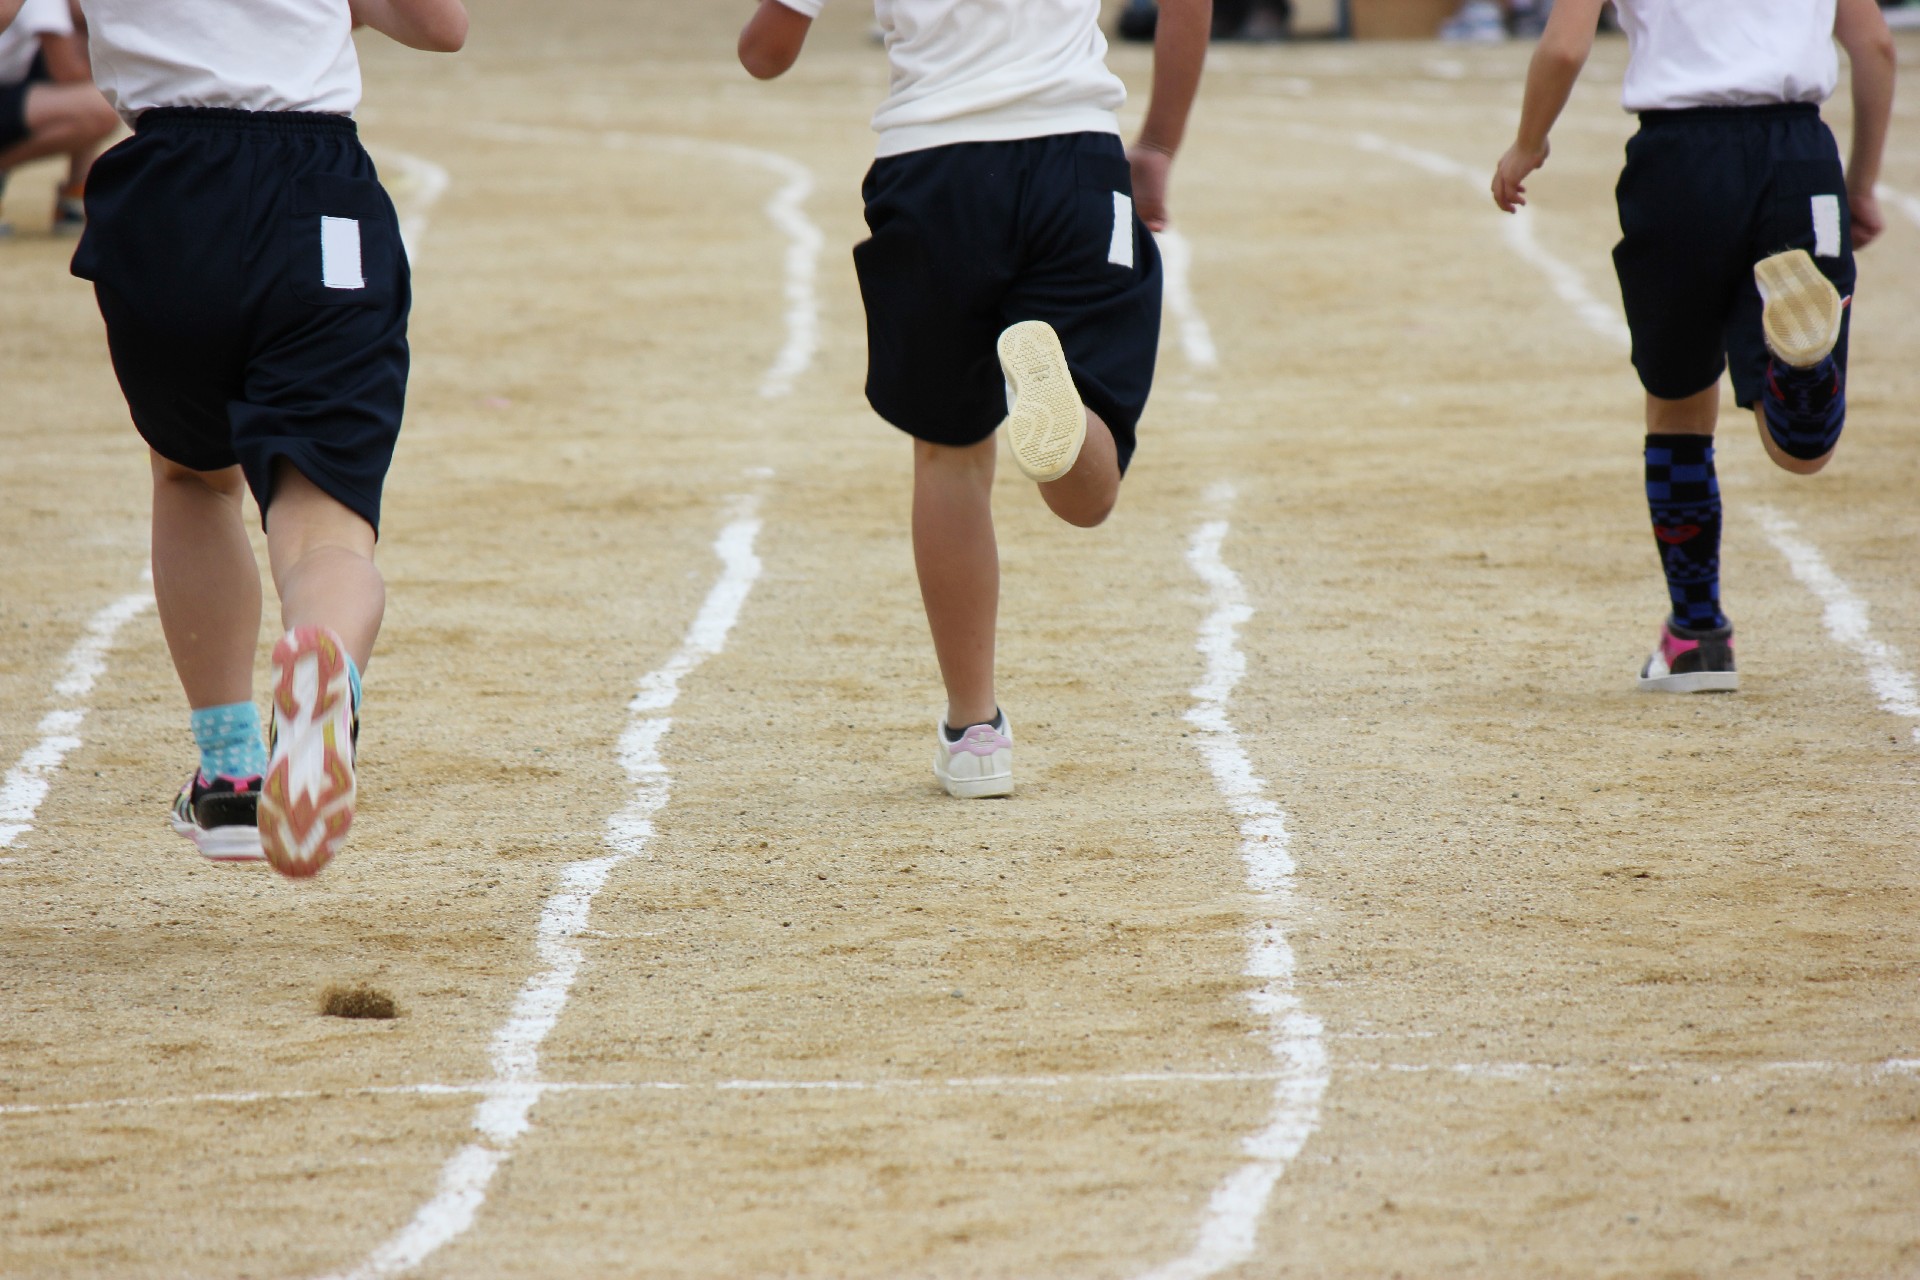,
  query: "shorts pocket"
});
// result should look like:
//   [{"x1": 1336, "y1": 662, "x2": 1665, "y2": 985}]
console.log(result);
[
  {"x1": 289, "y1": 172, "x2": 401, "y2": 308},
  {"x1": 1076, "y1": 151, "x2": 1136, "y2": 275}
]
